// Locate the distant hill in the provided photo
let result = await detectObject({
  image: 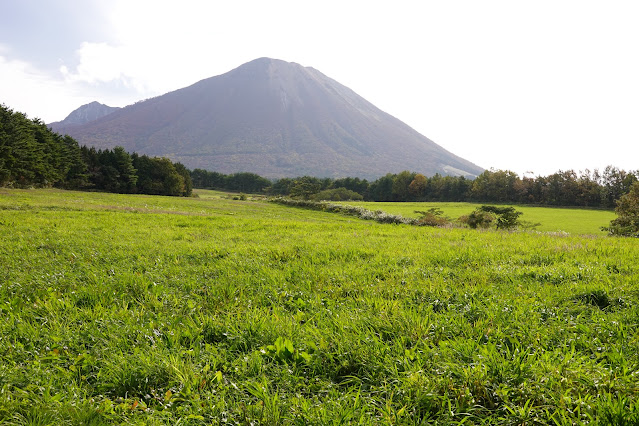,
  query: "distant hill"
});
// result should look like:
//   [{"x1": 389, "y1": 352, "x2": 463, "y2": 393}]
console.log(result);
[
  {"x1": 50, "y1": 58, "x2": 483, "y2": 179},
  {"x1": 50, "y1": 101, "x2": 120, "y2": 130}
]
